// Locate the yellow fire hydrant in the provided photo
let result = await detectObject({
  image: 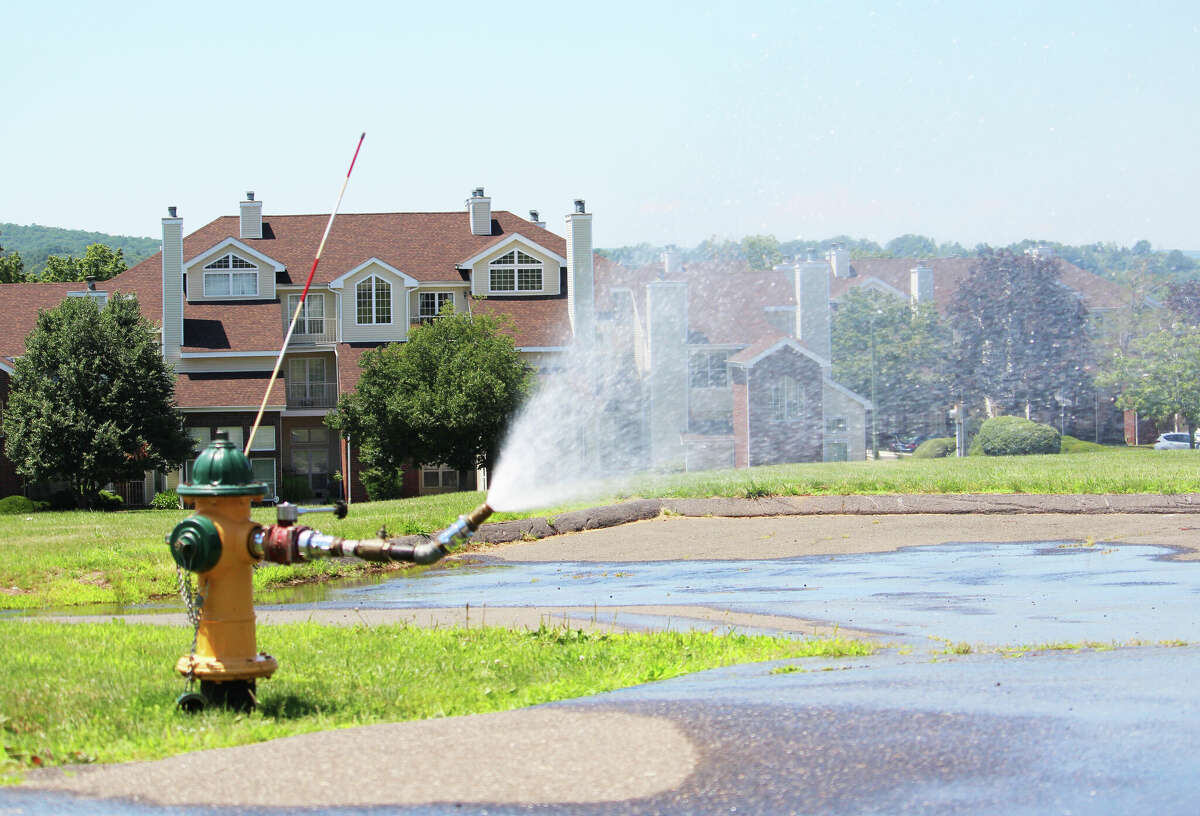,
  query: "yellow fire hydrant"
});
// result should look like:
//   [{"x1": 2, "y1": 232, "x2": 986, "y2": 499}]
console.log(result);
[
  {"x1": 168, "y1": 431, "x2": 276, "y2": 711},
  {"x1": 168, "y1": 431, "x2": 495, "y2": 712}
]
